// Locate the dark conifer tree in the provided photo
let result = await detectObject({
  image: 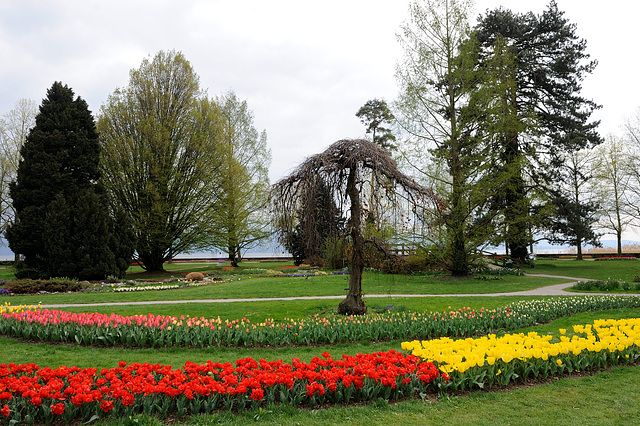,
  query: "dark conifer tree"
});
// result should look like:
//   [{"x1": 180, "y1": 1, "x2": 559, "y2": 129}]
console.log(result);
[
  {"x1": 281, "y1": 178, "x2": 344, "y2": 265},
  {"x1": 6, "y1": 82, "x2": 132, "y2": 279},
  {"x1": 475, "y1": 1, "x2": 601, "y2": 263}
]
